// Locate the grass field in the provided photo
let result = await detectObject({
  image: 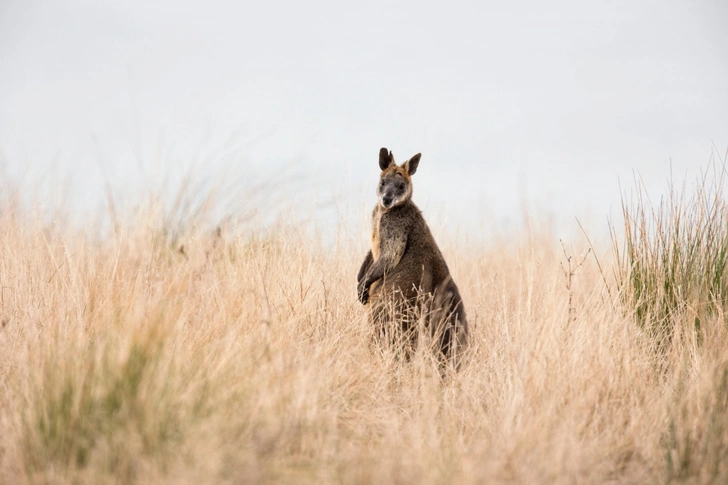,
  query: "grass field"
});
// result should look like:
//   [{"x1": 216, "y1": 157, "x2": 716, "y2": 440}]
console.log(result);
[{"x1": 2, "y1": 162, "x2": 728, "y2": 484}]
